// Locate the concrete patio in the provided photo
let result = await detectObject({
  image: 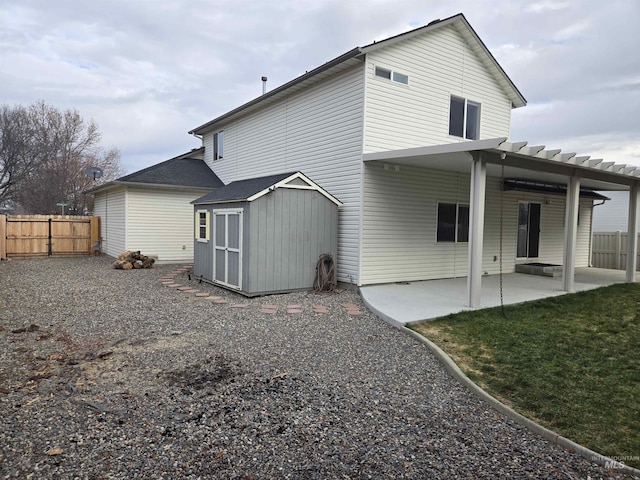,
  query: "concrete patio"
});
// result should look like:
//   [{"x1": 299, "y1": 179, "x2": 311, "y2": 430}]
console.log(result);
[{"x1": 360, "y1": 267, "x2": 638, "y2": 327}]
